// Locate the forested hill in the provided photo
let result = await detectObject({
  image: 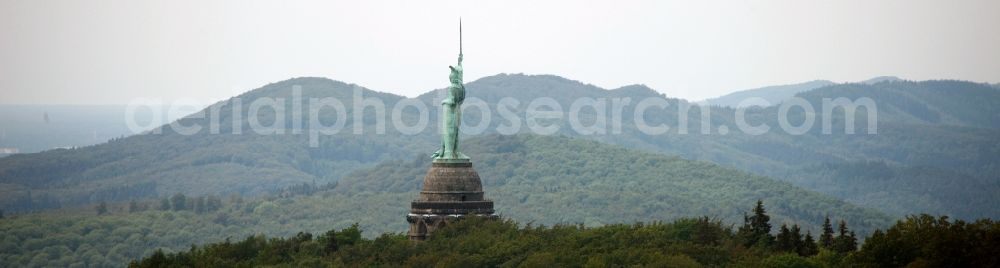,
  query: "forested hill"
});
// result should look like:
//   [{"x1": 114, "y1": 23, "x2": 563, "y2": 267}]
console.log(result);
[
  {"x1": 335, "y1": 134, "x2": 891, "y2": 232},
  {"x1": 702, "y1": 76, "x2": 904, "y2": 108},
  {"x1": 794, "y1": 80, "x2": 1000, "y2": 129},
  {"x1": 0, "y1": 74, "x2": 997, "y2": 221},
  {"x1": 704, "y1": 80, "x2": 835, "y2": 108},
  {"x1": 0, "y1": 134, "x2": 892, "y2": 267},
  {"x1": 0, "y1": 77, "x2": 433, "y2": 213},
  {"x1": 425, "y1": 74, "x2": 1000, "y2": 219}
]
